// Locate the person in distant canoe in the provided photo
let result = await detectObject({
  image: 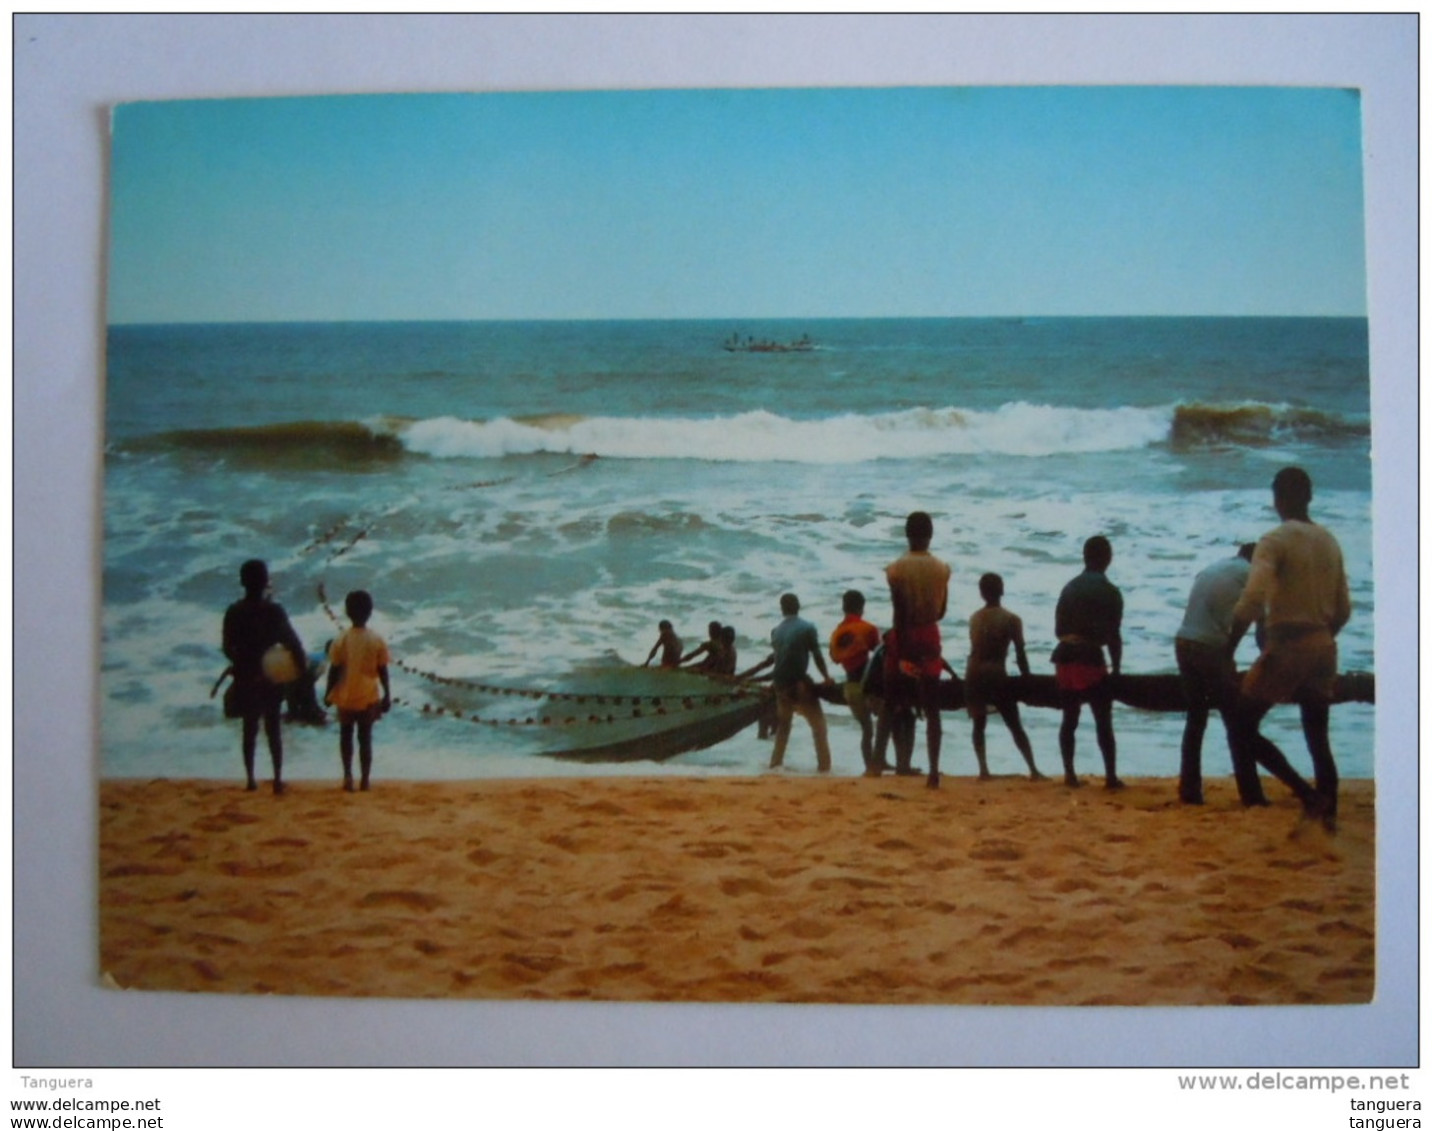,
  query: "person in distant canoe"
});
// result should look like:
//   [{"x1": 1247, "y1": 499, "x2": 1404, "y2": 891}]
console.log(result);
[
  {"x1": 966, "y1": 572, "x2": 1043, "y2": 781},
  {"x1": 1051, "y1": 536, "x2": 1124, "y2": 790},
  {"x1": 326, "y1": 589, "x2": 392, "y2": 793},
  {"x1": 1226, "y1": 467, "x2": 1351, "y2": 828},
  {"x1": 1173, "y1": 543, "x2": 1256, "y2": 805},
  {"x1": 643, "y1": 620, "x2": 683, "y2": 669},
  {"x1": 222, "y1": 559, "x2": 305, "y2": 795},
  {"x1": 829, "y1": 589, "x2": 882, "y2": 774}
]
